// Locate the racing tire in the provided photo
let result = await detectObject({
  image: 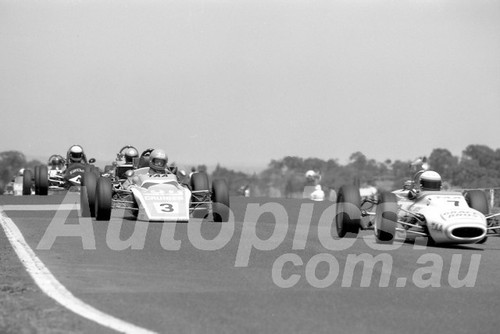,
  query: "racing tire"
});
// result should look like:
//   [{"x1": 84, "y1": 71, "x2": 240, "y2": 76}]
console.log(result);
[
  {"x1": 36, "y1": 165, "x2": 49, "y2": 196},
  {"x1": 465, "y1": 190, "x2": 489, "y2": 244},
  {"x1": 335, "y1": 185, "x2": 361, "y2": 238},
  {"x1": 375, "y1": 192, "x2": 398, "y2": 244},
  {"x1": 465, "y1": 190, "x2": 489, "y2": 214},
  {"x1": 191, "y1": 172, "x2": 210, "y2": 191},
  {"x1": 212, "y1": 179, "x2": 230, "y2": 223},
  {"x1": 22, "y1": 169, "x2": 33, "y2": 195},
  {"x1": 34, "y1": 166, "x2": 40, "y2": 195},
  {"x1": 81, "y1": 172, "x2": 98, "y2": 218},
  {"x1": 95, "y1": 177, "x2": 112, "y2": 221}
]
